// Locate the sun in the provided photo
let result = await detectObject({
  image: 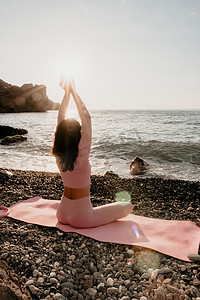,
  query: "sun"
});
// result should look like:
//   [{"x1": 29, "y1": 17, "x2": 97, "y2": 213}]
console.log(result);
[{"x1": 55, "y1": 58, "x2": 86, "y2": 86}]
